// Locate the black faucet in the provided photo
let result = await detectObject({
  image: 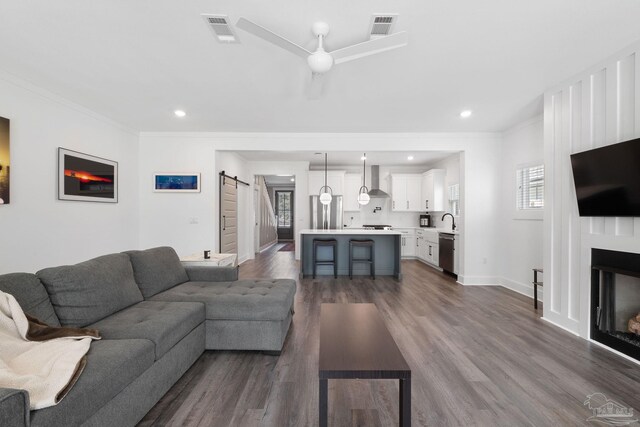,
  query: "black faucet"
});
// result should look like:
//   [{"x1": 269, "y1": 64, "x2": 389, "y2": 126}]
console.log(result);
[{"x1": 441, "y1": 213, "x2": 456, "y2": 231}]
